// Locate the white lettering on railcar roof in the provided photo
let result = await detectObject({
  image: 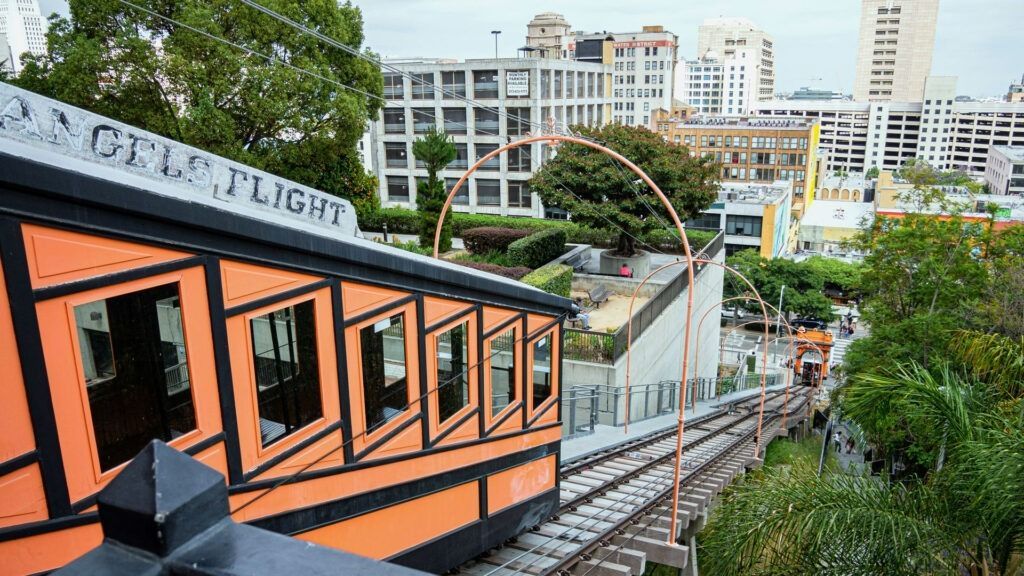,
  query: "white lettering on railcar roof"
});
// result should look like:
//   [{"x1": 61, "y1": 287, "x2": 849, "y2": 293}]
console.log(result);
[{"x1": 0, "y1": 83, "x2": 358, "y2": 237}]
